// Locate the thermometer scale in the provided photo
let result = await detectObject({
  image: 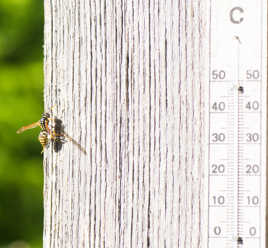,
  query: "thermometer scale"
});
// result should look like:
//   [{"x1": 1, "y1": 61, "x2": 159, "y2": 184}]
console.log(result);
[{"x1": 207, "y1": 1, "x2": 267, "y2": 247}]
